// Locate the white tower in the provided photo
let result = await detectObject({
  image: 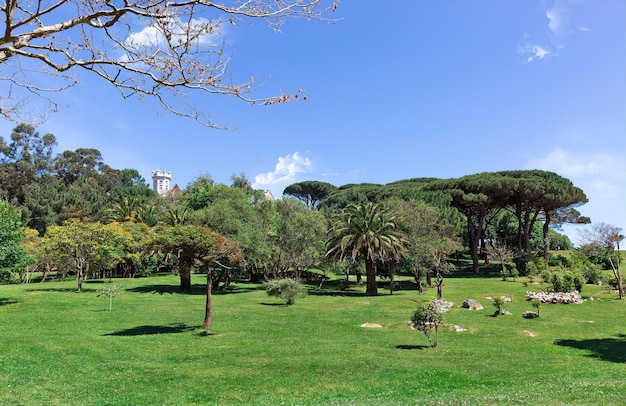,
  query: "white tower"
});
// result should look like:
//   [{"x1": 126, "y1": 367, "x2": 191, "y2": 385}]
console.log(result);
[{"x1": 151, "y1": 169, "x2": 172, "y2": 195}]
